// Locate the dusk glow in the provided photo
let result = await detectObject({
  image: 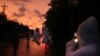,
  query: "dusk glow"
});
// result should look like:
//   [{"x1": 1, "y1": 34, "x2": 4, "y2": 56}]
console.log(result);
[{"x1": 0, "y1": 0, "x2": 51, "y2": 30}]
